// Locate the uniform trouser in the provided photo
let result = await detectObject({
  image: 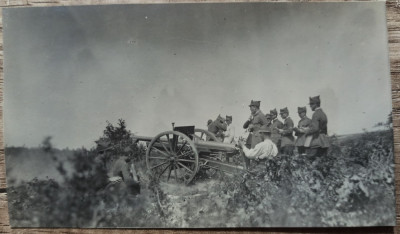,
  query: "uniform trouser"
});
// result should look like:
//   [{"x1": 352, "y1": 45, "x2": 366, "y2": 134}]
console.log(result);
[
  {"x1": 306, "y1": 147, "x2": 328, "y2": 160},
  {"x1": 245, "y1": 133, "x2": 252, "y2": 149},
  {"x1": 280, "y1": 145, "x2": 294, "y2": 156},
  {"x1": 297, "y1": 146, "x2": 307, "y2": 155},
  {"x1": 251, "y1": 132, "x2": 262, "y2": 149}
]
